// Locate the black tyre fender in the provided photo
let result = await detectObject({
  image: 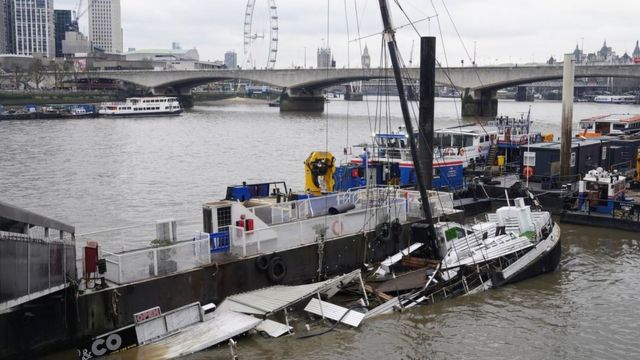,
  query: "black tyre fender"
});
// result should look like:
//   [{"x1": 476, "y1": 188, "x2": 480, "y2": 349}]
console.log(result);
[
  {"x1": 255, "y1": 254, "x2": 270, "y2": 272},
  {"x1": 267, "y1": 256, "x2": 287, "y2": 283},
  {"x1": 376, "y1": 222, "x2": 392, "y2": 242}
]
